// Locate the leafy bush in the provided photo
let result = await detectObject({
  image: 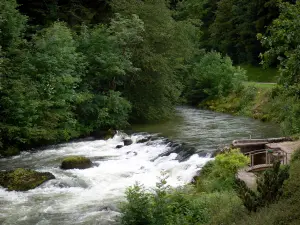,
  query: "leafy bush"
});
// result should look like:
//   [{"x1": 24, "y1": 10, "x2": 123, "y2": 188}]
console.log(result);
[
  {"x1": 196, "y1": 149, "x2": 249, "y2": 192},
  {"x1": 235, "y1": 161, "x2": 290, "y2": 212},
  {"x1": 185, "y1": 51, "x2": 246, "y2": 105},
  {"x1": 233, "y1": 149, "x2": 300, "y2": 225},
  {"x1": 120, "y1": 181, "x2": 245, "y2": 225}
]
